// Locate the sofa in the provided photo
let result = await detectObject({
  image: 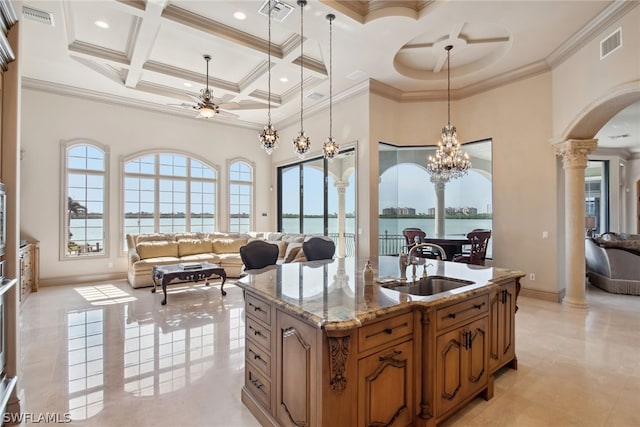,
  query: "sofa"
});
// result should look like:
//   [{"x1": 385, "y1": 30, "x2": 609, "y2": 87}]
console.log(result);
[
  {"x1": 585, "y1": 233, "x2": 640, "y2": 295},
  {"x1": 126, "y1": 231, "x2": 311, "y2": 288}
]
